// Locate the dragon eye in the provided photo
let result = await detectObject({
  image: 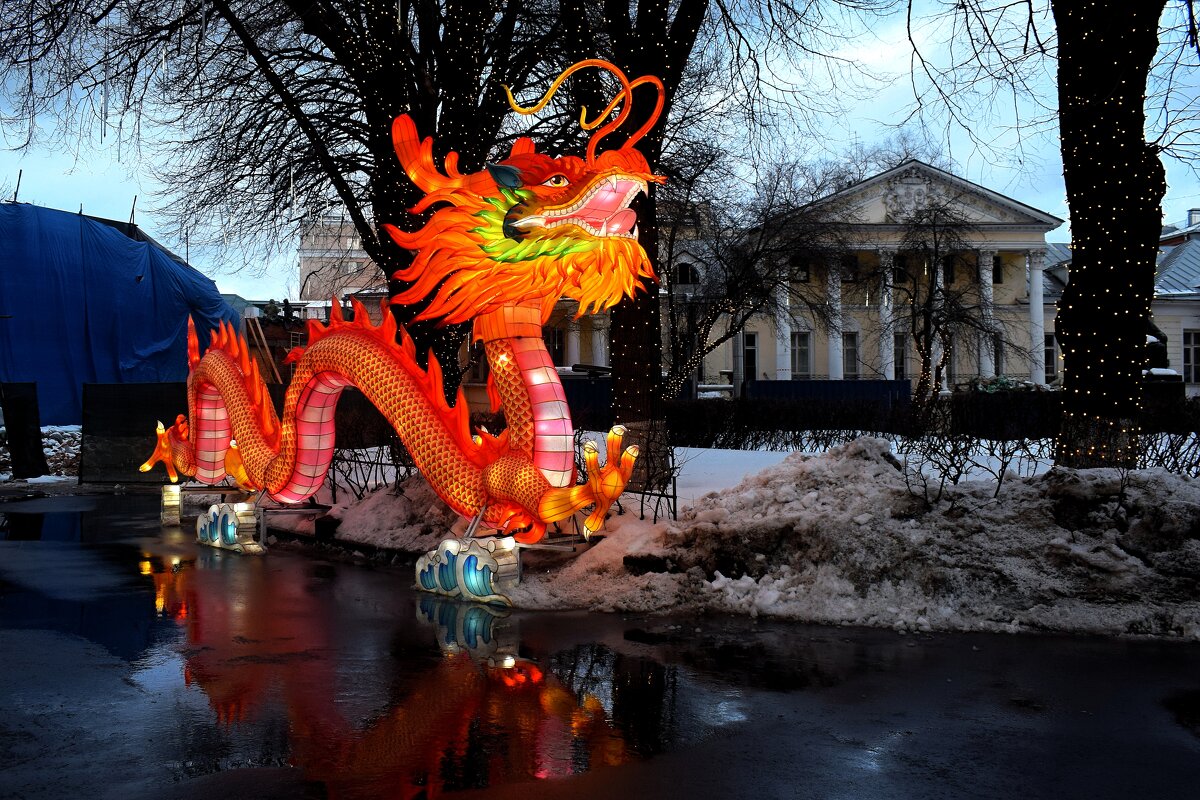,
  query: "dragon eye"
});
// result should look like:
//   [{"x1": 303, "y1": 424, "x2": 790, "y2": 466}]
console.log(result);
[{"x1": 542, "y1": 174, "x2": 569, "y2": 188}]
